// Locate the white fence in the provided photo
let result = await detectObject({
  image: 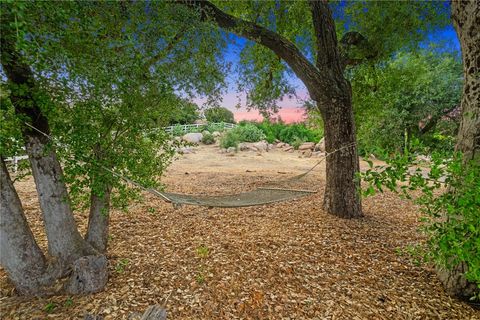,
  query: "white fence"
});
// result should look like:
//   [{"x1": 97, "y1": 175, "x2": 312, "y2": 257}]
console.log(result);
[
  {"x1": 4, "y1": 155, "x2": 29, "y2": 172},
  {"x1": 164, "y1": 122, "x2": 236, "y2": 133}
]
